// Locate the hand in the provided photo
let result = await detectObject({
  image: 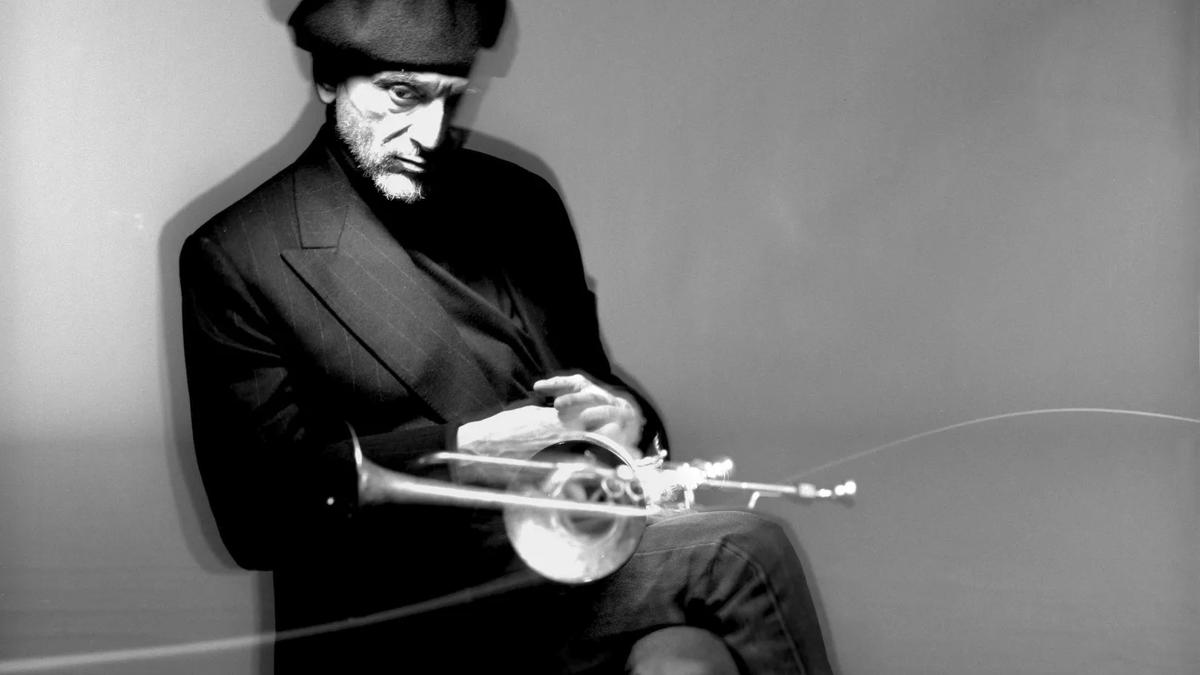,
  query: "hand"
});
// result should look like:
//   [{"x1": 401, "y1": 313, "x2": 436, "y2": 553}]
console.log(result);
[
  {"x1": 361, "y1": 405, "x2": 578, "y2": 504},
  {"x1": 455, "y1": 404, "x2": 575, "y2": 458},
  {"x1": 533, "y1": 373, "x2": 644, "y2": 452}
]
